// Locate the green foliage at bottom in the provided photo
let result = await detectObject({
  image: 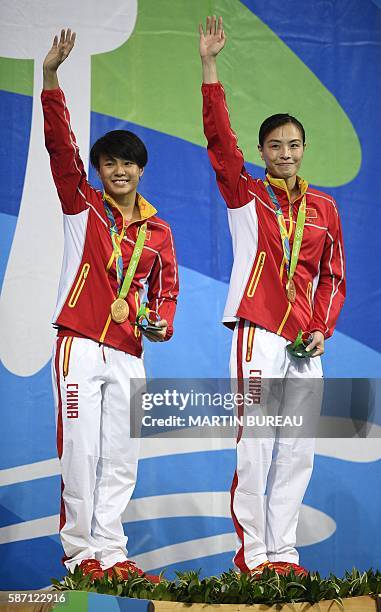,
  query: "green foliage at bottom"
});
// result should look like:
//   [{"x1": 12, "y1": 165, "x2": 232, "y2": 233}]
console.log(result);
[{"x1": 51, "y1": 567, "x2": 381, "y2": 606}]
